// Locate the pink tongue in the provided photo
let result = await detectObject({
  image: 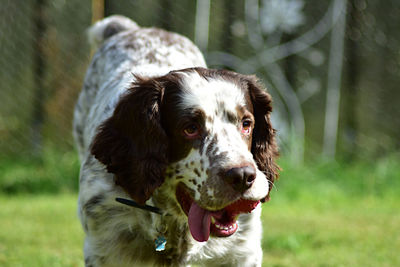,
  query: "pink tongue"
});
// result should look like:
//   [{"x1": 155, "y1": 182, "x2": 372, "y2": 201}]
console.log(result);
[{"x1": 188, "y1": 202, "x2": 212, "y2": 242}]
